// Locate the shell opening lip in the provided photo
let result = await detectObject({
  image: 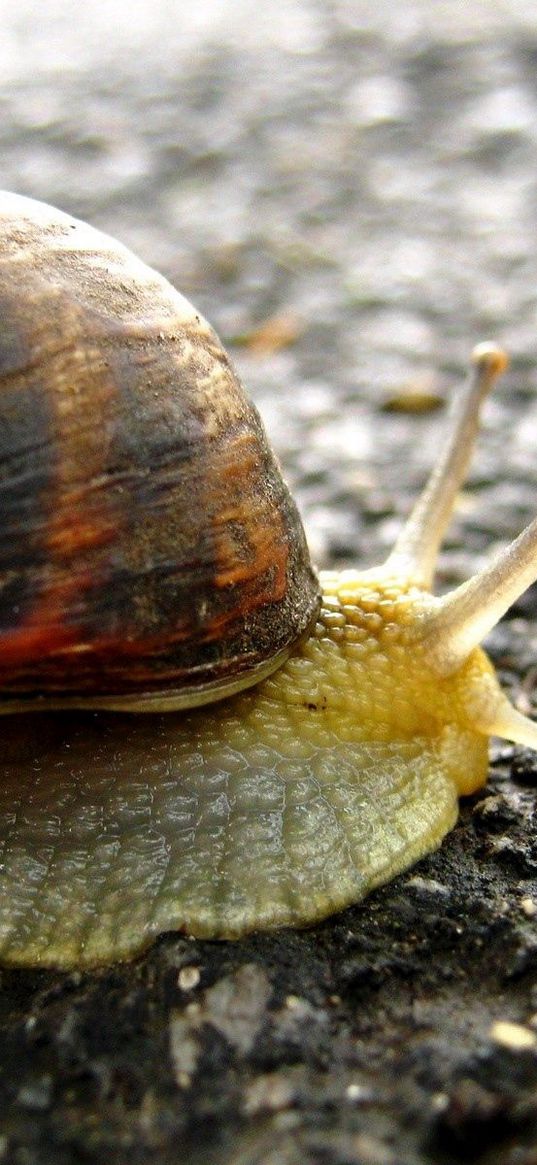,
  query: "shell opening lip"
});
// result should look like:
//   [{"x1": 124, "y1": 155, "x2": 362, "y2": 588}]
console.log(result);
[{"x1": 0, "y1": 641, "x2": 300, "y2": 714}]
